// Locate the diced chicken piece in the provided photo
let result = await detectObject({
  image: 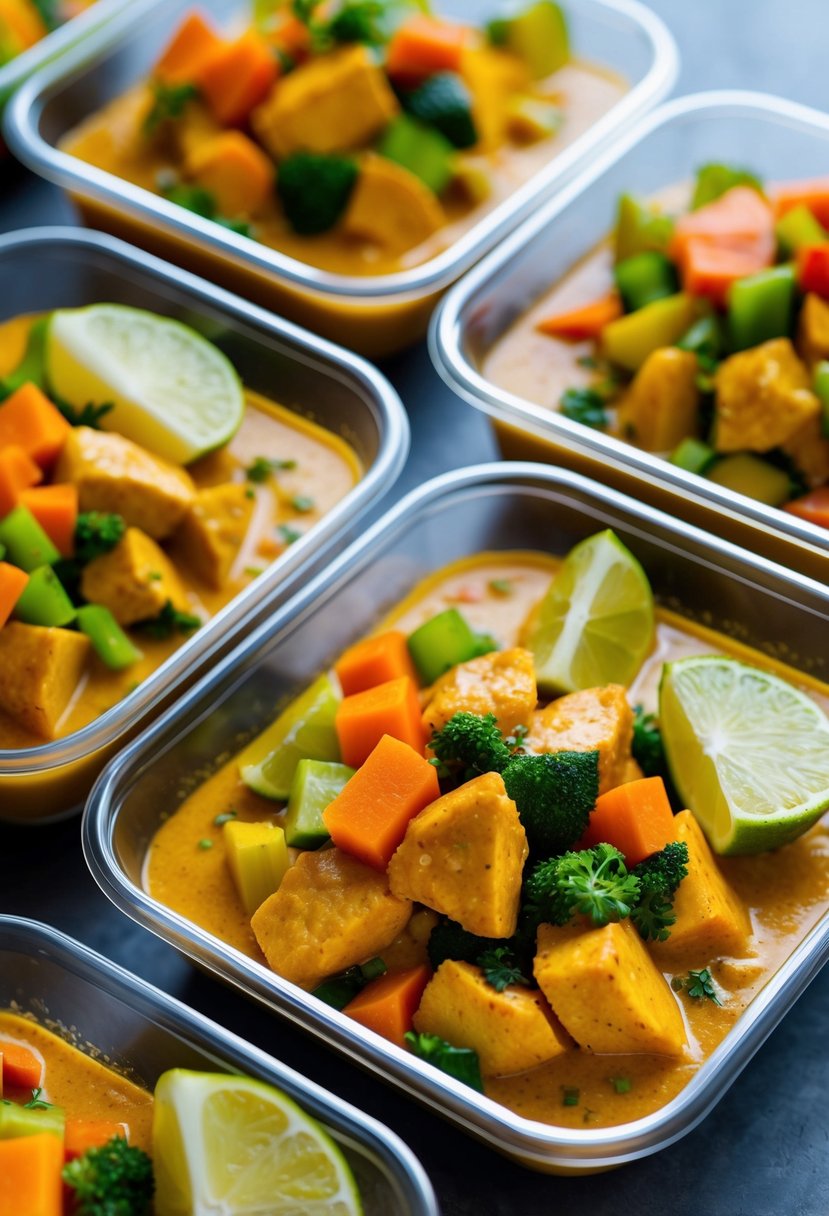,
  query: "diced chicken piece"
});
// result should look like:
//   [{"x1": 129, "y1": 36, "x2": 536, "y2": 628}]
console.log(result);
[
  {"x1": 781, "y1": 414, "x2": 829, "y2": 488},
  {"x1": 388, "y1": 772, "x2": 528, "y2": 937},
  {"x1": 342, "y1": 154, "x2": 444, "y2": 255},
  {"x1": 651, "y1": 810, "x2": 752, "y2": 963},
  {"x1": 713, "y1": 338, "x2": 819, "y2": 453},
  {"x1": 524, "y1": 685, "x2": 633, "y2": 794},
  {"x1": 460, "y1": 46, "x2": 531, "y2": 152},
  {"x1": 422, "y1": 646, "x2": 537, "y2": 738},
  {"x1": 252, "y1": 45, "x2": 399, "y2": 159},
  {"x1": 0, "y1": 622, "x2": 90, "y2": 740},
  {"x1": 56, "y1": 427, "x2": 195, "y2": 540},
  {"x1": 251, "y1": 847, "x2": 412, "y2": 990},
  {"x1": 797, "y1": 292, "x2": 829, "y2": 367},
  {"x1": 534, "y1": 919, "x2": 687, "y2": 1056},
  {"x1": 80, "y1": 527, "x2": 190, "y2": 627},
  {"x1": 184, "y1": 131, "x2": 275, "y2": 217},
  {"x1": 615, "y1": 347, "x2": 700, "y2": 452},
  {"x1": 171, "y1": 483, "x2": 254, "y2": 590},
  {"x1": 414, "y1": 960, "x2": 571, "y2": 1076}
]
